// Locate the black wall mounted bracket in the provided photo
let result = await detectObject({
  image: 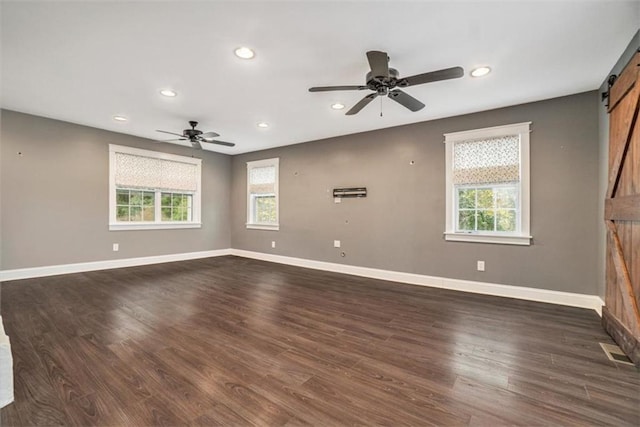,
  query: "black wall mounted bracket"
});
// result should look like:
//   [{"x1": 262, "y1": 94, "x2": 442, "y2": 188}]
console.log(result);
[{"x1": 333, "y1": 187, "x2": 367, "y2": 198}]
